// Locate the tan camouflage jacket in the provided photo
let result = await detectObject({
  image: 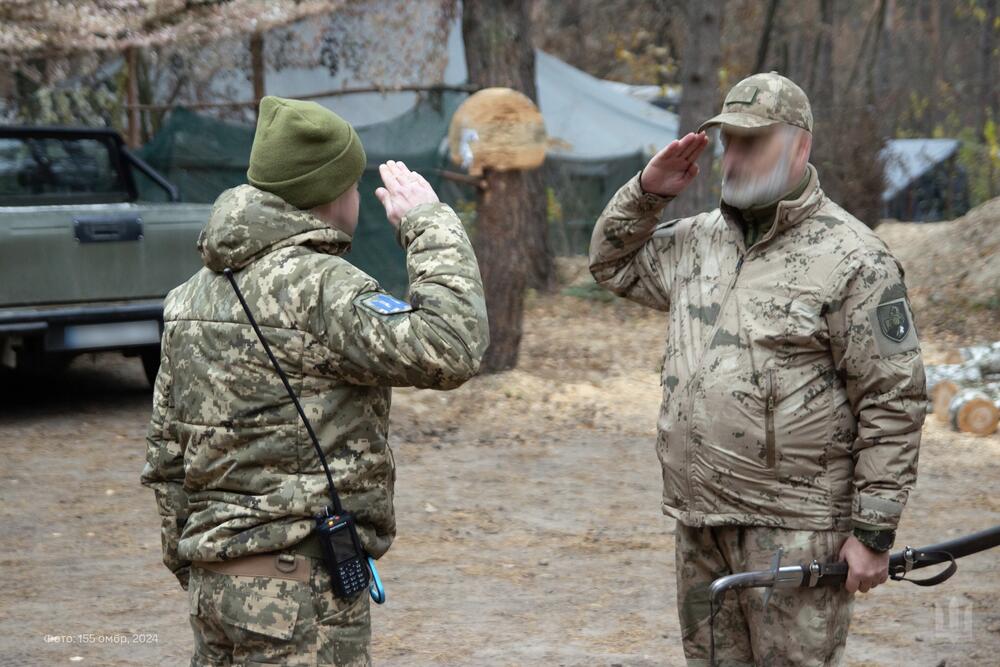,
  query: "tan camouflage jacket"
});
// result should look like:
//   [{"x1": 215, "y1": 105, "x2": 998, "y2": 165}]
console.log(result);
[
  {"x1": 141, "y1": 185, "x2": 488, "y2": 586},
  {"x1": 590, "y1": 165, "x2": 925, "y2": 533}
]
